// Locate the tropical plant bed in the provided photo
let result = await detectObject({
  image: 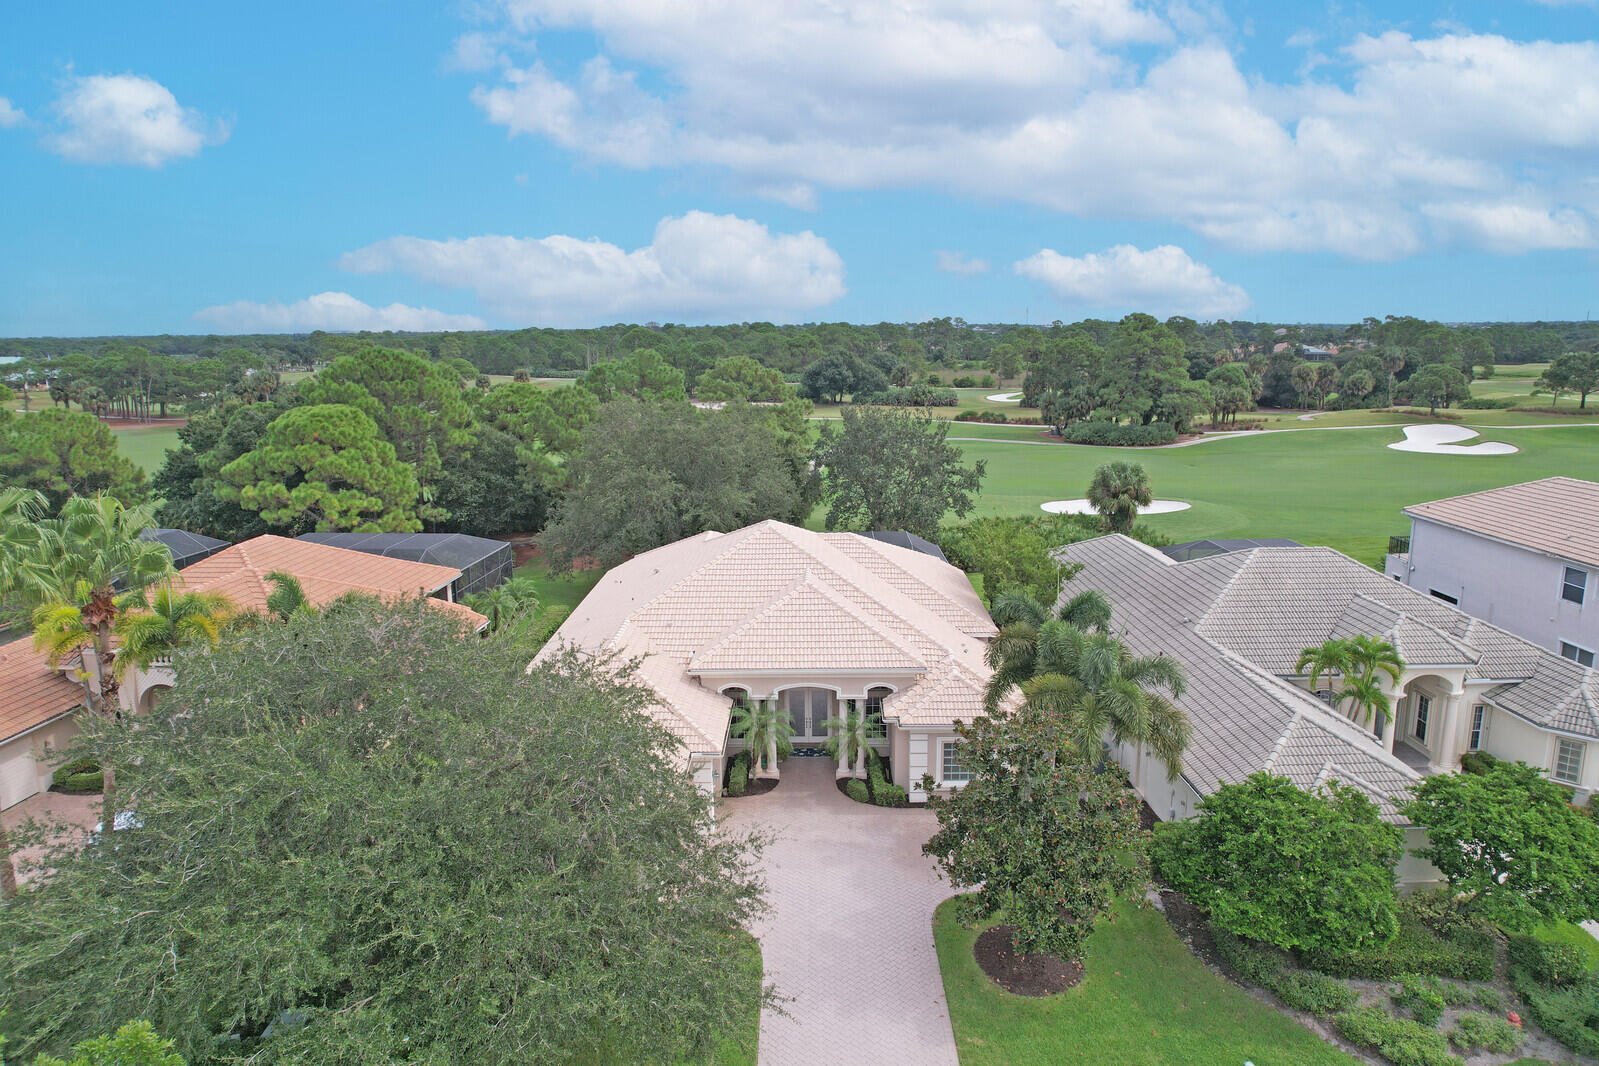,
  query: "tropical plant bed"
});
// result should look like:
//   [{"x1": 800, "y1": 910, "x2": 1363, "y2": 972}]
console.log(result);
[
  {"x1": 833, "y1": 777, "x2": 912, "y2": 808},
  {"x1": 722, "y1": 777, "x2": 779, "y2": 800},
  {"x1": 973, "y1": 925, "x2": 1082, "y2": 995}
]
